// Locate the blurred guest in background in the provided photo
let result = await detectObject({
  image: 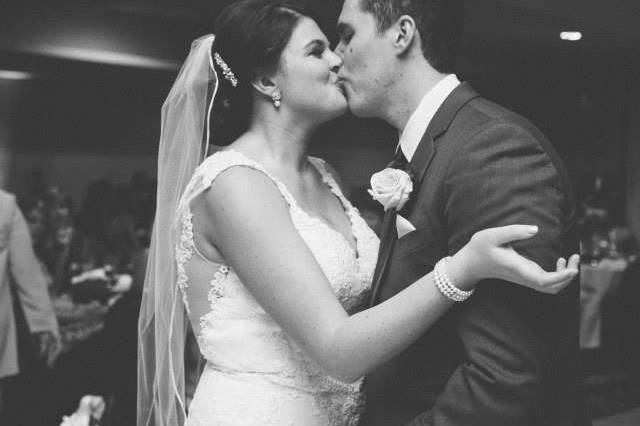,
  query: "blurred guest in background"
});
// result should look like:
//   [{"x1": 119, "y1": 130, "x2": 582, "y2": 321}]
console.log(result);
[
  {"x1": 20, "y1": 184, "x2": 76, "y2": 295},
  {"x1": 0, "y1": 189, "x2": 60, "y2": 421},
  {"x1": 43, "y1": 187, "x2": 75, "y2": 293},
  {"x1": 128, "y1": 170, "x2": 157, "y2": 247},
  {"x1": 578, "y1": 174, "x2": 637, "y2": 263},
  {"x1": 86, "y1": 174, "x2": 155, "y2": 424},
  {"x1": 21, "y1": 170, "x2": 48, "y2": 212},
  {"x1": 62, "y1": 179, "x2": 134, "y2": 299},
  {"x1": 21, "y1": 199, "x2": 55, "y2": 289}
]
